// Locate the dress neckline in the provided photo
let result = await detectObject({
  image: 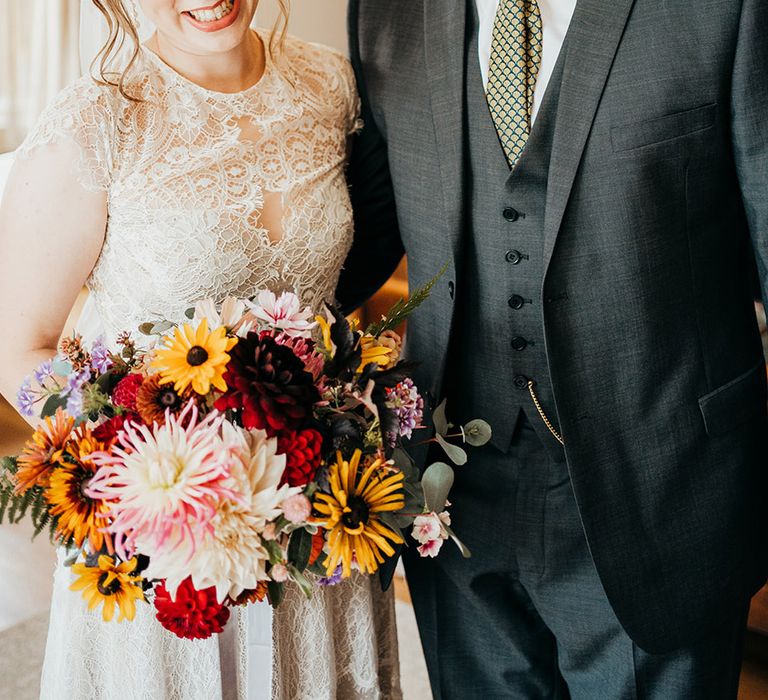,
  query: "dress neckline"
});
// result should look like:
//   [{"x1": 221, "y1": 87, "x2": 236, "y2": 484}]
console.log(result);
[{"x1": 141, "y1": 29, "x2": 273, "y2": 99}]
